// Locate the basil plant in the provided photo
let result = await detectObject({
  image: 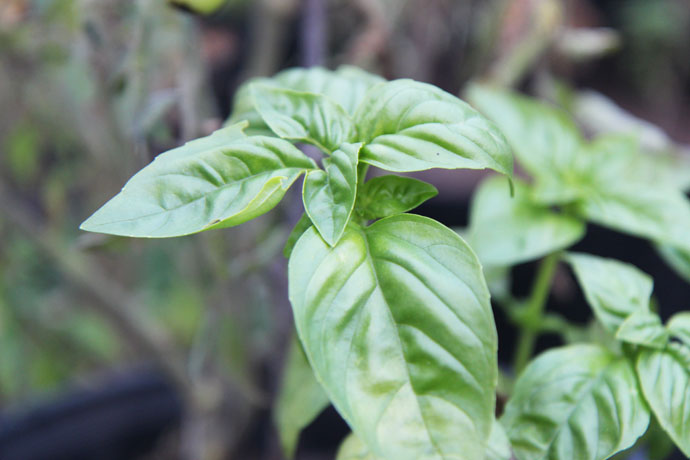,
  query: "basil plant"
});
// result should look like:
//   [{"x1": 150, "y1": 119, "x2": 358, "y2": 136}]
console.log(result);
[{"x1": 80, "y1": 66, "x2": 690, "y2": 460}]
